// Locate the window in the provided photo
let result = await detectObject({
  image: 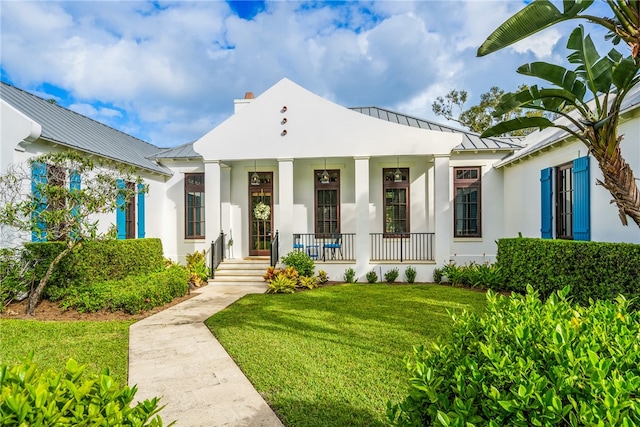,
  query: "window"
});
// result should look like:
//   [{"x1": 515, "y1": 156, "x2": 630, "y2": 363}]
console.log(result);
[
  {"x1": 454, "y1": 167, "x2": 481, "y2": 237},
  {"x1": 31, "y1": 163, "x2": 70, "y2": 242},
  {"x1": 185, "y1": 173, "x2": 205, "y2": 239},
  {"x1": 383, "y1": 168, "x2": 409, "y2": 235},
  {"x1": 46, "y1": 165, "x2": 67, "y2": 241},
  {"x1": 556, "y1": 163, "x2": 573, "y2": 239},
  {"x1": 125, "y1": 182, "x2": 136, "y2": 239},
  {"x1": 314, "y1": 170, "x2": 340, "y2": 236},
  {"x1": 541, "y1": 156, "x2": 590, "y2": 241}
]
